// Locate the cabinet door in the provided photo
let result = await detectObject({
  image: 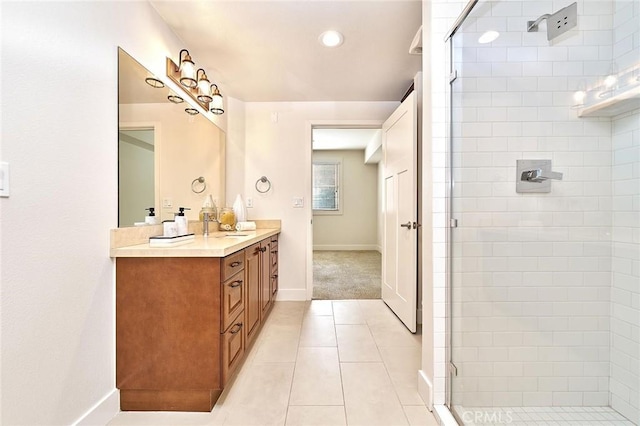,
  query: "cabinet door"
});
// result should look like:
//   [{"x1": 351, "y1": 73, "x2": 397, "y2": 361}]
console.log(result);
[
  {"x1": 221, "y1": 270, "x2": 245, "y2": 333},
  {"x1": 244, "y1": 243, "x2": 261, "y2": 347},
  {"x1": 222, "y1": 314, "x2": 244, "y2": 385},
  {"x1": 270, "y1": 236, "x2": 278, "y2": 298},
  {"x1": 260, "y1": 240, "x2": 271, "y2": 318}
]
